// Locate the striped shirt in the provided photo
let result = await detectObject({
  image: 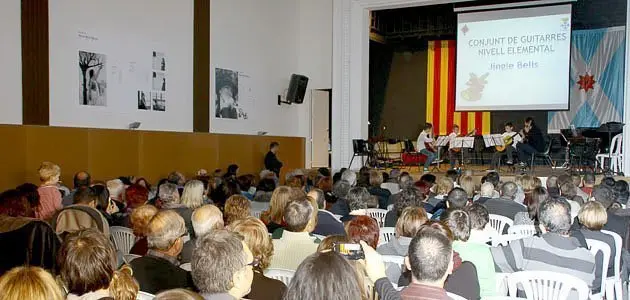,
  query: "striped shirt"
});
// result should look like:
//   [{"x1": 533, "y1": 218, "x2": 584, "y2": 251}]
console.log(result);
[
  {"x1": 491, "y1": 232, "x2": 595, "y2": 288},
  {"x1": 36, "y1": 185, "x2": 62, "y2": 221}
]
